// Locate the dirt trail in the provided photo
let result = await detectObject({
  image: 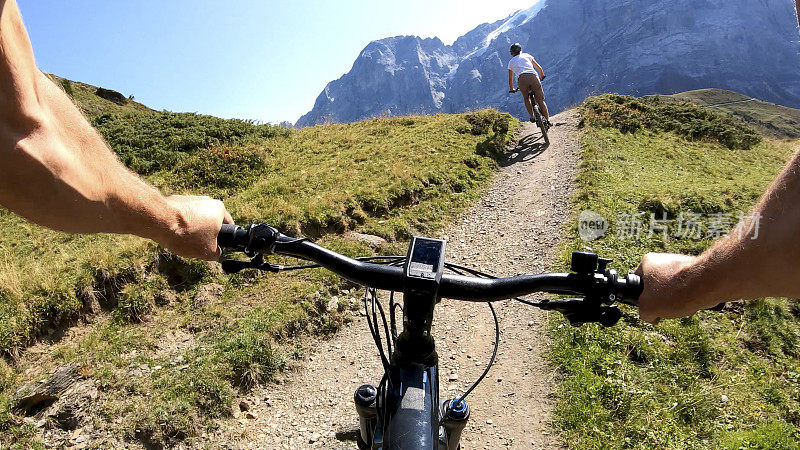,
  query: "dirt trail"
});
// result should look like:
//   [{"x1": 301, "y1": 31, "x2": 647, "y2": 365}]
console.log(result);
[{"x1": 216, "y1": 110, "x2": 581, "y2": 449}]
